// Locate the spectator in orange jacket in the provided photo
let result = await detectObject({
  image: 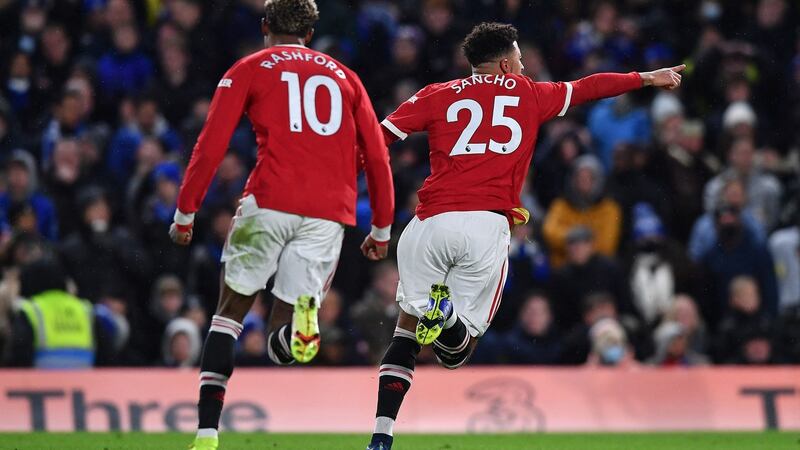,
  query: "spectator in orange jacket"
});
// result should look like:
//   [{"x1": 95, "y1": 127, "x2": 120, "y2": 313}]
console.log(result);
[{"x1": 543, "y1": 154, "x2": 622, "y2": 268}]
